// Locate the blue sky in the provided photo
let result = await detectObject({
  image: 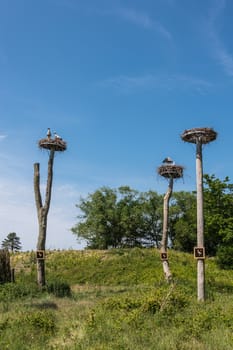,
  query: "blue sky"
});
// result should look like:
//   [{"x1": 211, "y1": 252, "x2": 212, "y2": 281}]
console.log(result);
[{"x1": 0, "y1": 0, "x2": 233, "y2": 250}]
